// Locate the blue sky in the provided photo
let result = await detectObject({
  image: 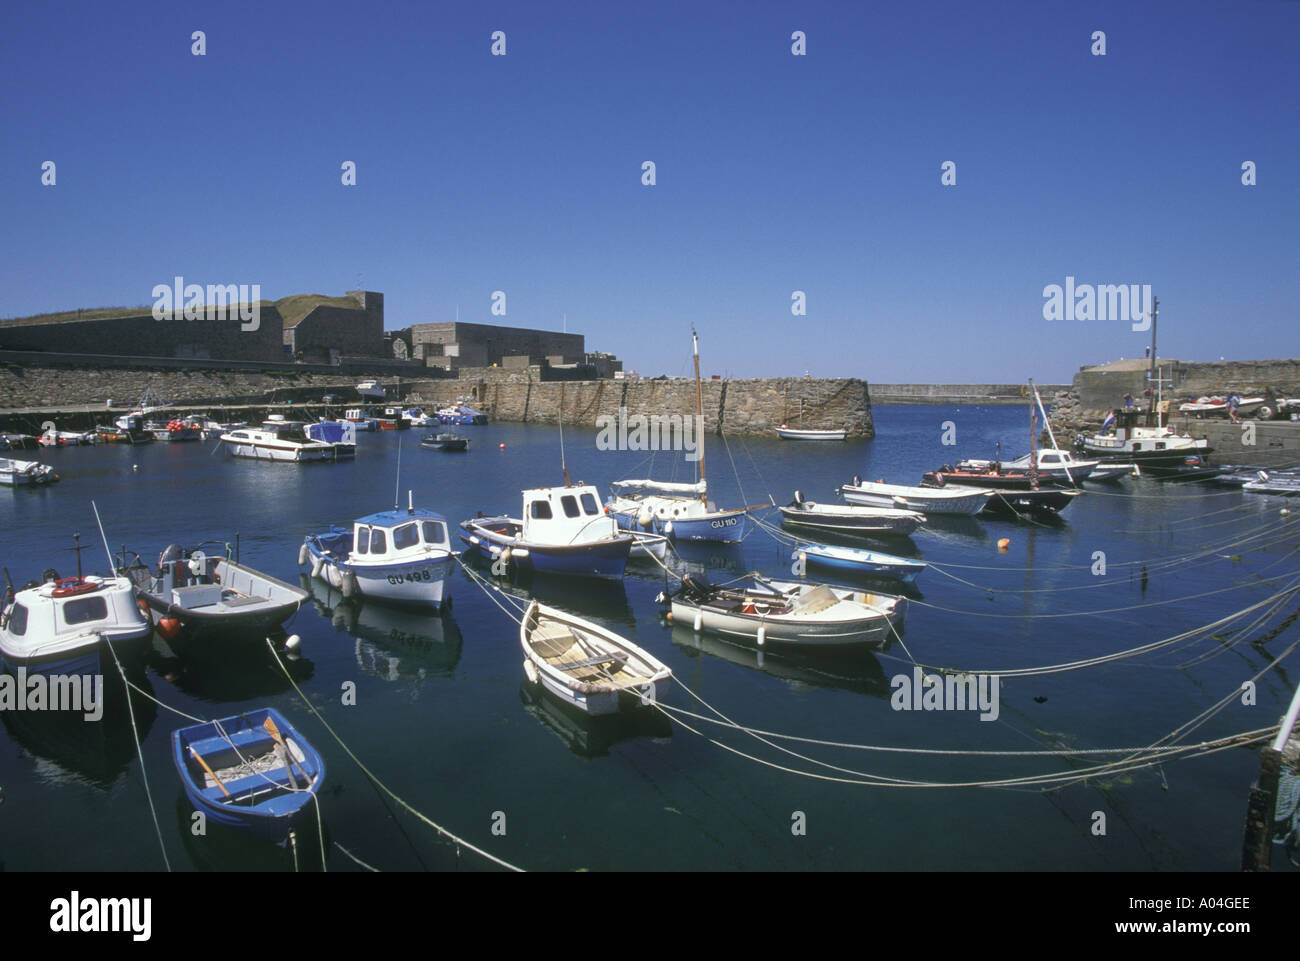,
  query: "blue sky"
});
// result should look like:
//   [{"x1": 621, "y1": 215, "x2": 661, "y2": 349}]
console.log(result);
[{"x1": 2, "y1": 1, "x2": 1296, "y2": 382}]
